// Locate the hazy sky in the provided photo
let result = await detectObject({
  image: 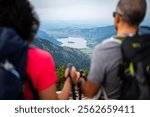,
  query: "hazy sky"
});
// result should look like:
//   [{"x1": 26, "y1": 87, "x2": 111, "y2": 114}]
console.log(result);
[{"x1": 29, "y1": 0, "x2": 150, "y2": 25}]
